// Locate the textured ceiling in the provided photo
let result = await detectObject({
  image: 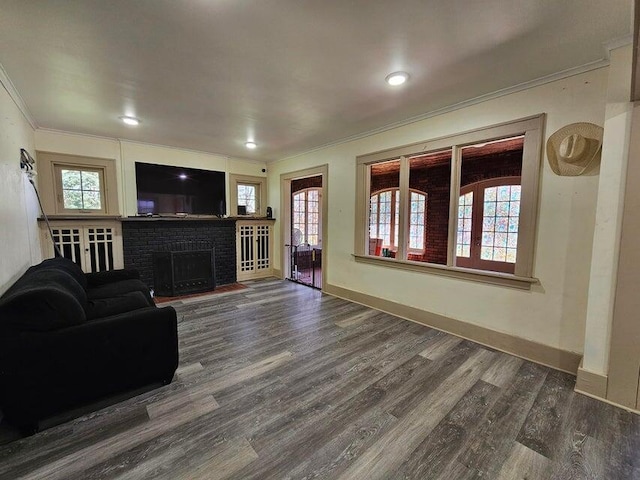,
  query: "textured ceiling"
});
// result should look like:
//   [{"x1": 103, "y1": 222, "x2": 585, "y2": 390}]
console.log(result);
[{"x1": 0, "y1": 1, "x2": 632, "y2": 162}]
